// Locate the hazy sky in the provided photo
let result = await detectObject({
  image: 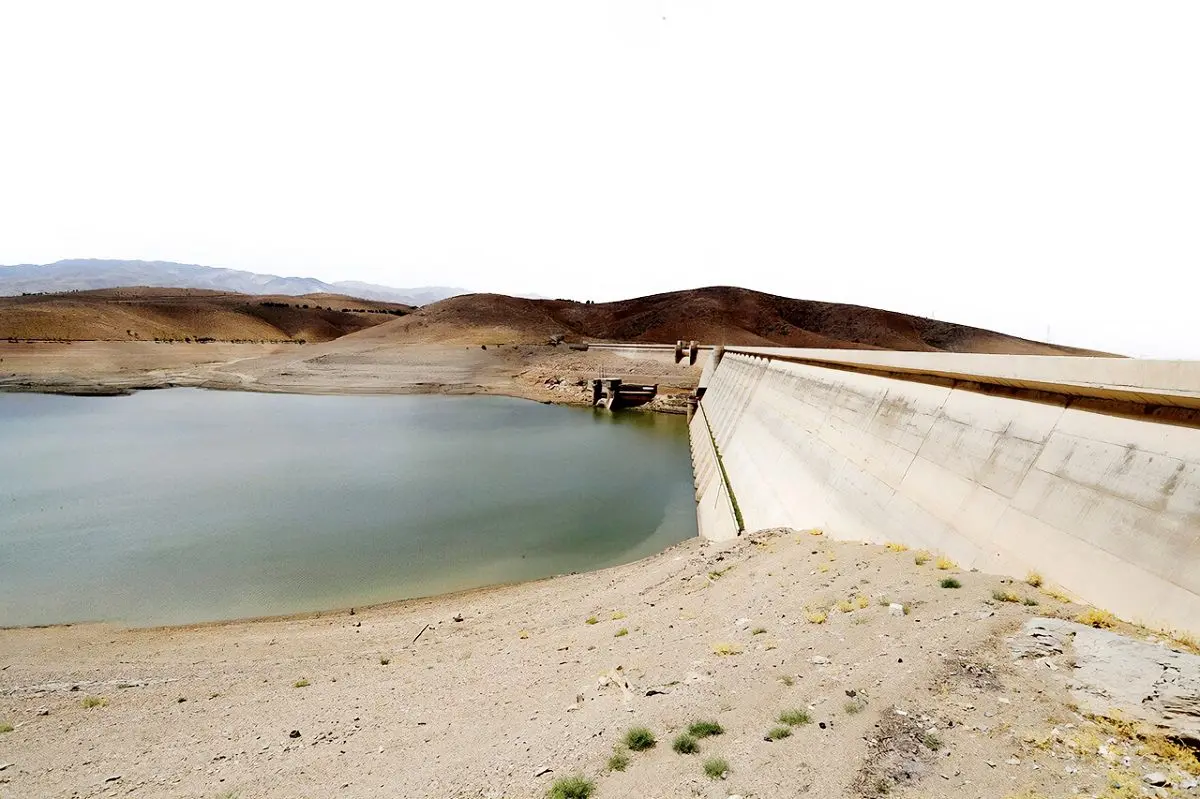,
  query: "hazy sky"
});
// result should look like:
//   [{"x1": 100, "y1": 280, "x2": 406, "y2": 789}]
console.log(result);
[{"x1": 2, "y1": 2, "x2": 1197, "y2": 357}]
